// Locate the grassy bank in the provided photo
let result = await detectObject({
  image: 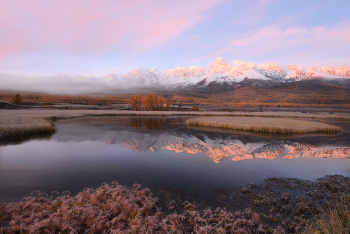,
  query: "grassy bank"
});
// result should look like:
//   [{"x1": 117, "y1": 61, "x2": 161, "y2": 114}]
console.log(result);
[
  {"x1": 0, "y1": 118, "x2": 55, "y2": 140},
  {"x1": 186, "y1": 117, "x2": 341, "y2": 134},
  {"x1": 186, "y1": 124, "x2": 340, "y2": 138}
]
